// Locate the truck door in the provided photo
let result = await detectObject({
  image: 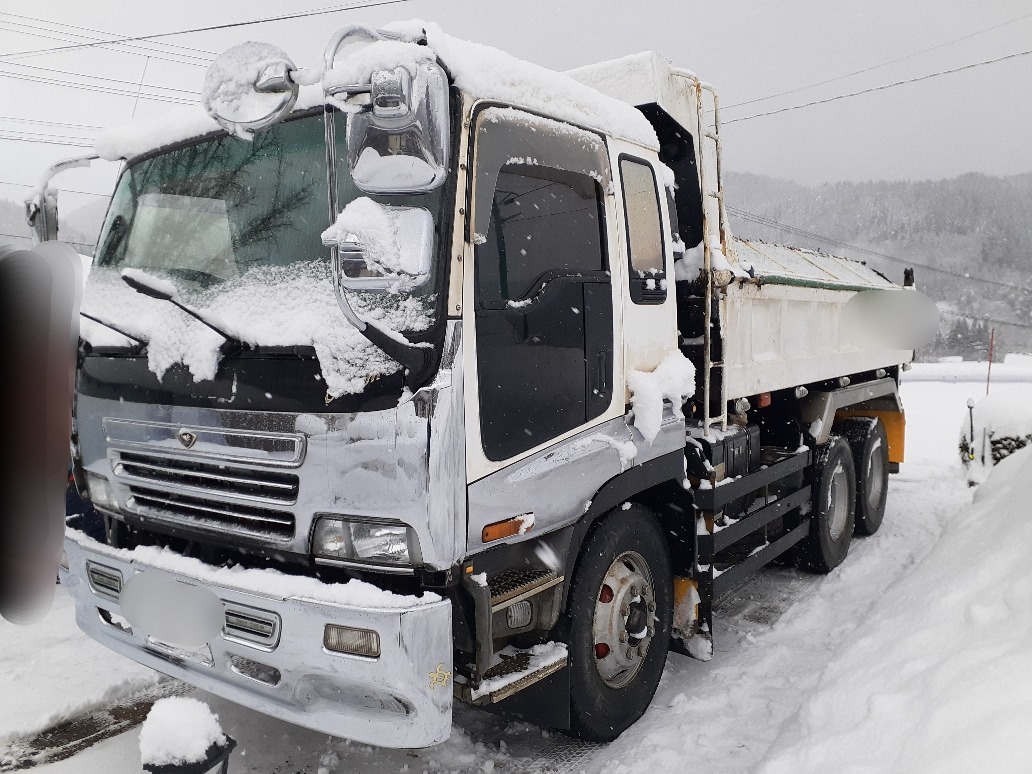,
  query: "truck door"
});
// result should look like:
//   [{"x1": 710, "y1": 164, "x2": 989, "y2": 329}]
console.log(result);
[{"x1": 464, "y1": 107, "x2": 622, "y2": 547}]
